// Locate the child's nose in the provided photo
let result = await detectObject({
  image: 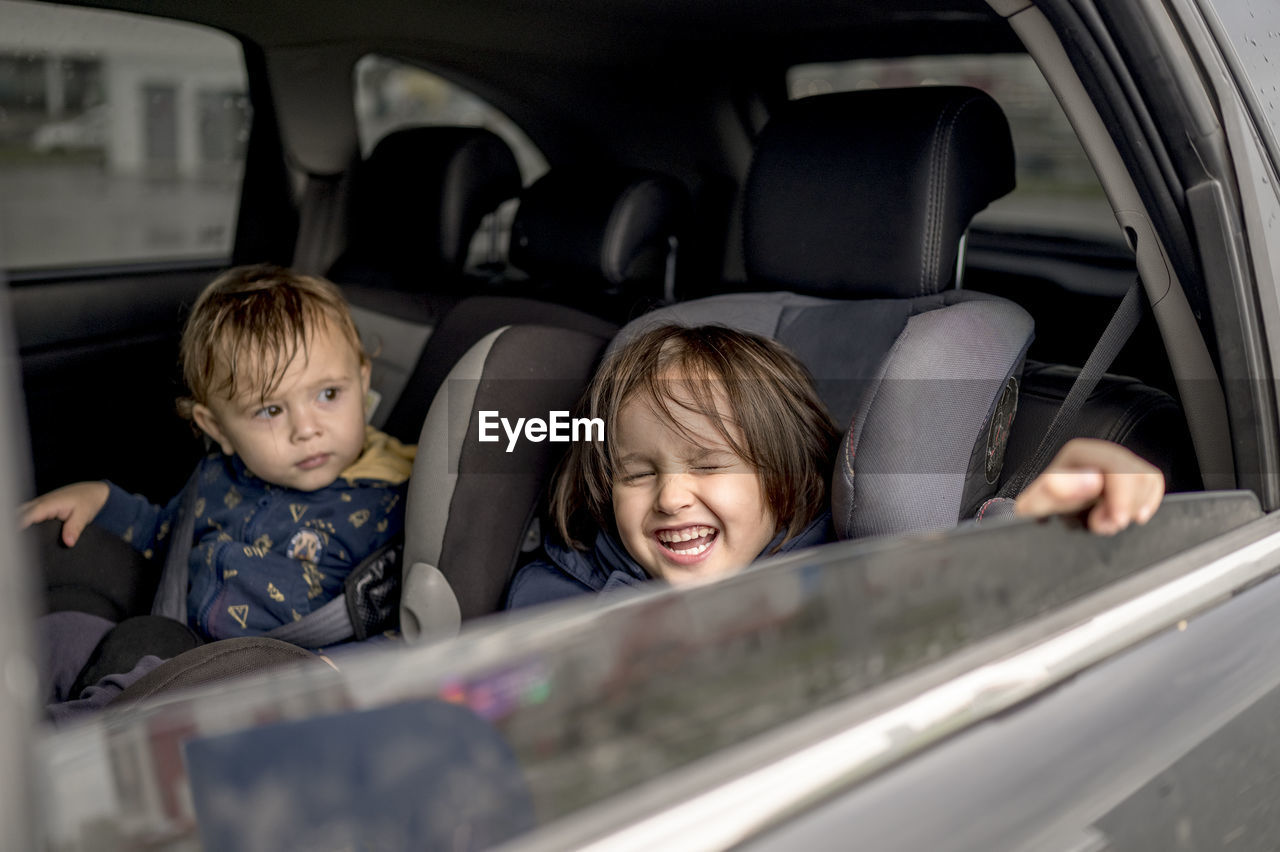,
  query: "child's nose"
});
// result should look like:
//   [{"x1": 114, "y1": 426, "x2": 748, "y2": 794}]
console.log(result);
[
  {"x1": 653, "y1": 473, "x2": 694, "y2": 513},
  {"x1": 292, "y1": 411, "x2": 321, "y2": 441}
]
